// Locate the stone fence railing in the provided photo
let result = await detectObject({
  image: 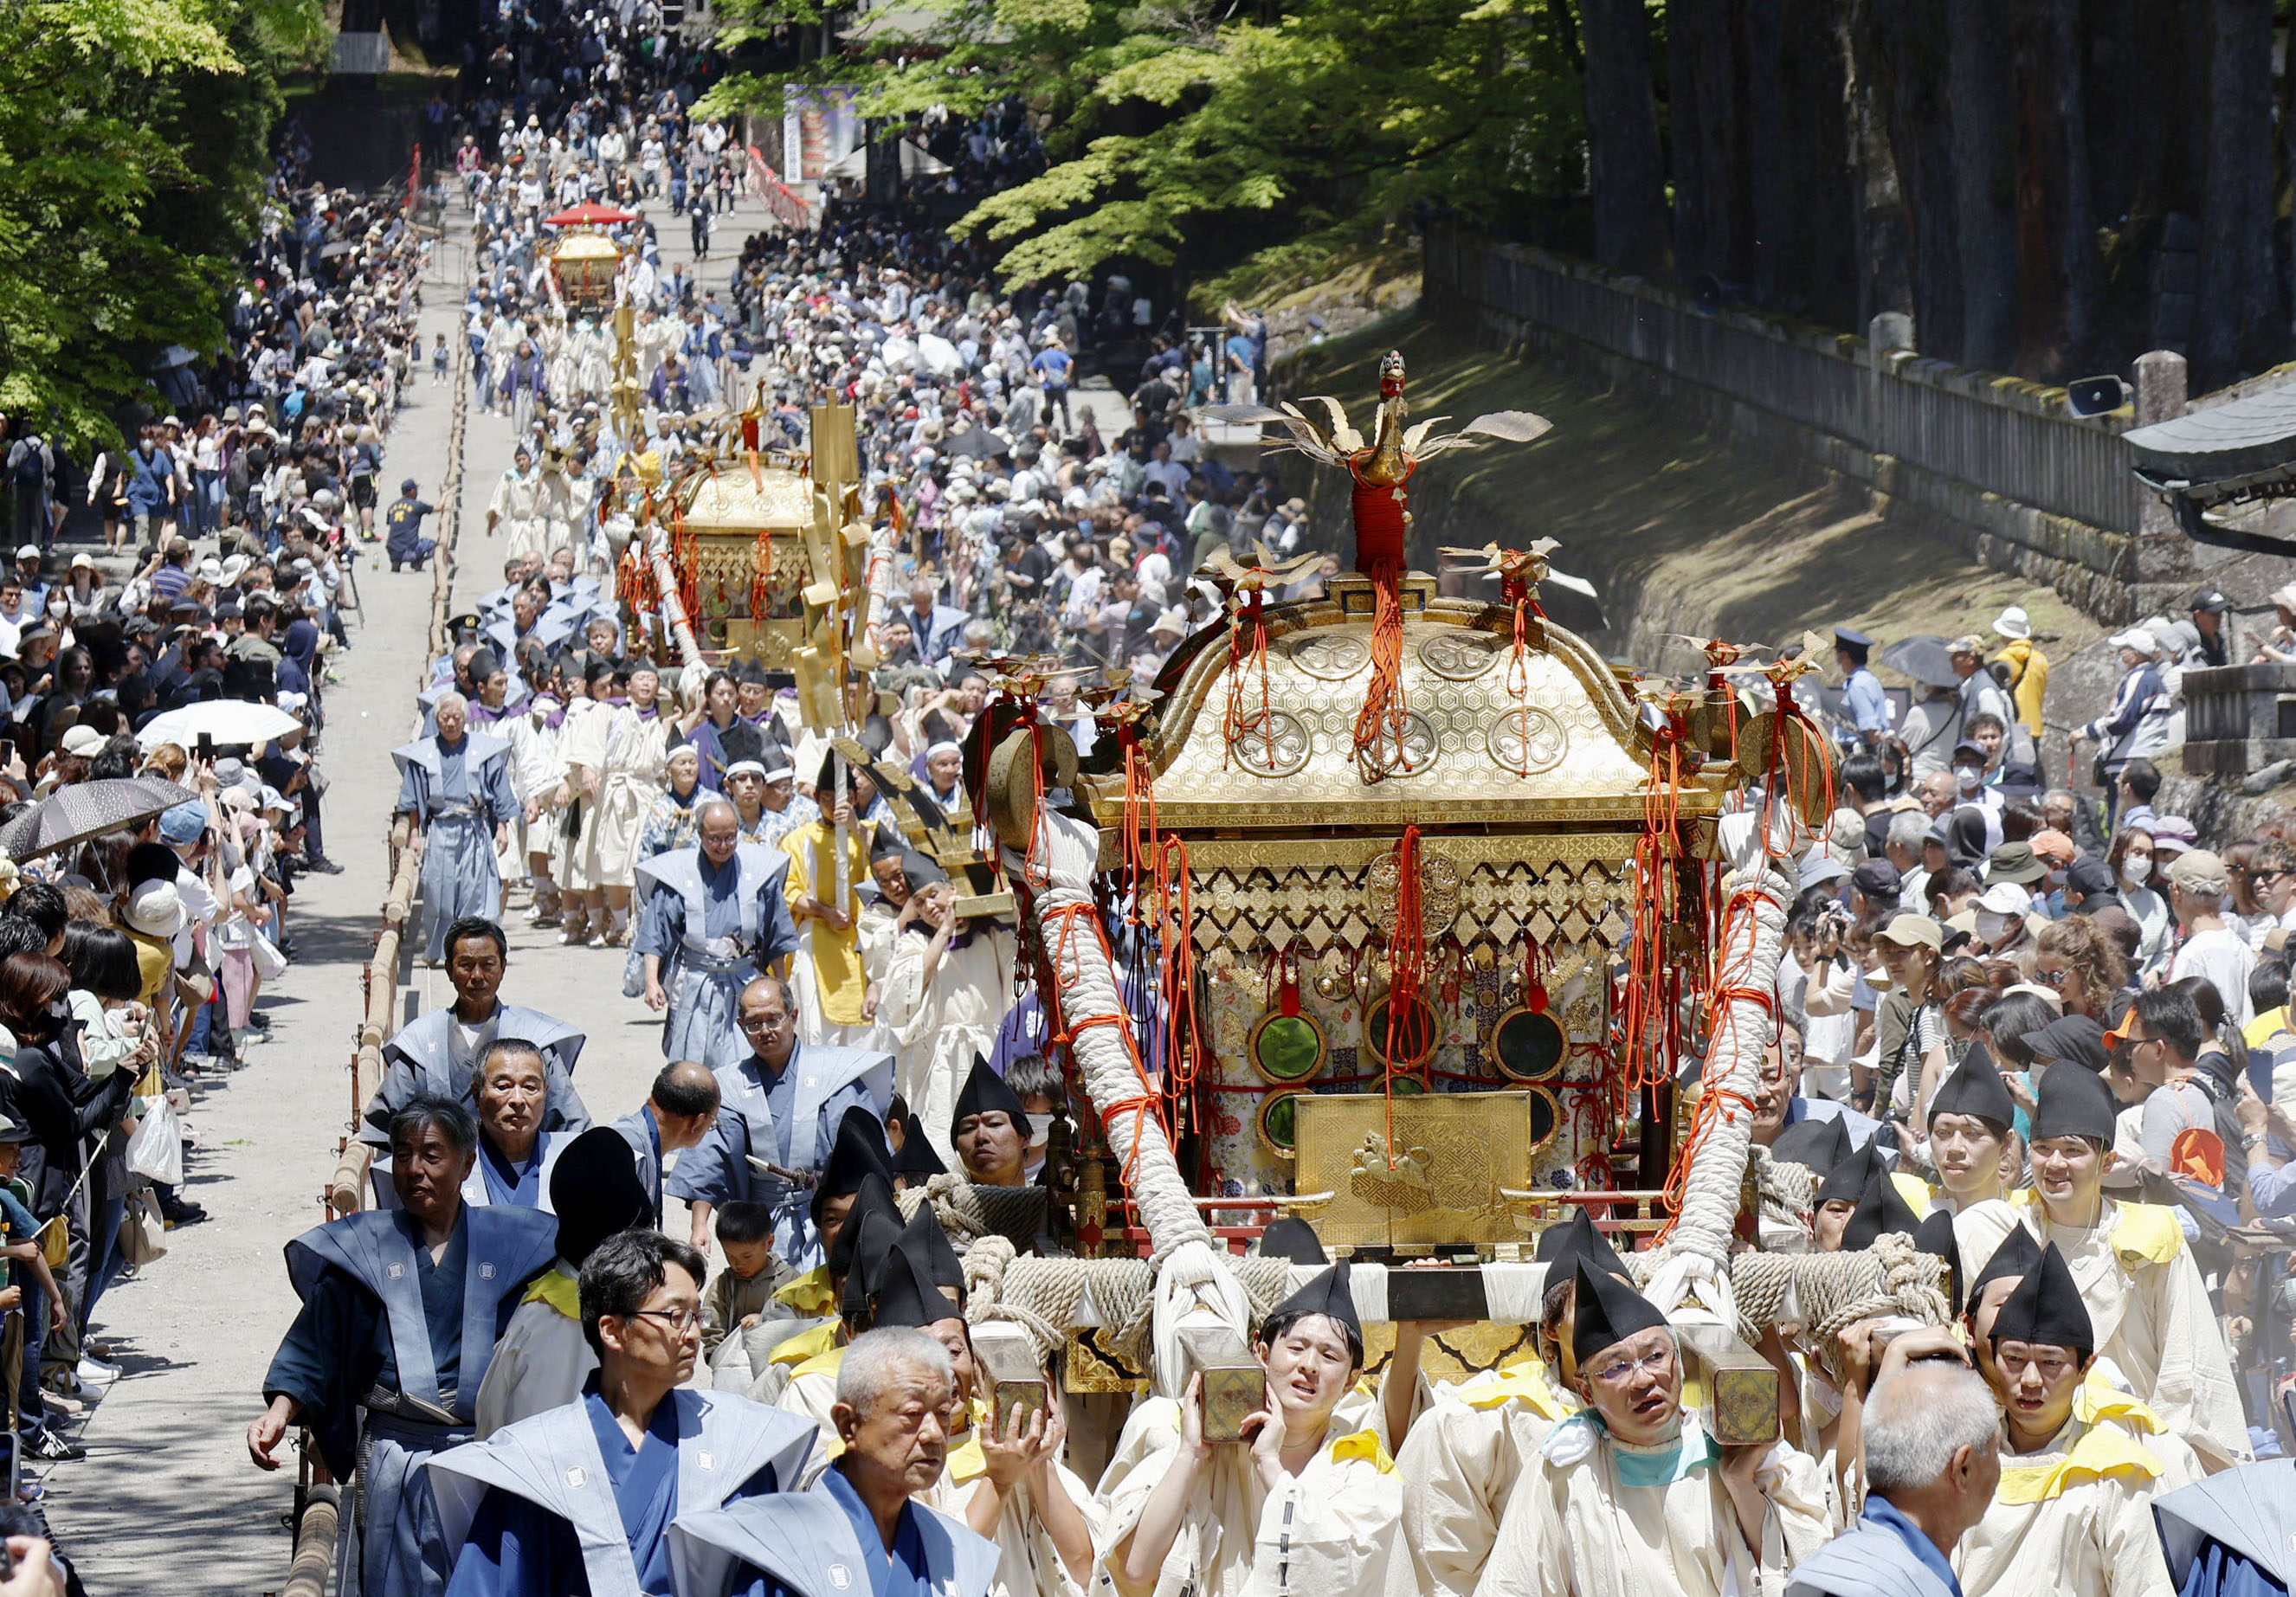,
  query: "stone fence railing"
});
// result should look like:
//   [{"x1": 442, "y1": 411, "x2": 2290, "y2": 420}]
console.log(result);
[{"x1": 1422, "y1": 231, "x2": 2144, "y2": 621}]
